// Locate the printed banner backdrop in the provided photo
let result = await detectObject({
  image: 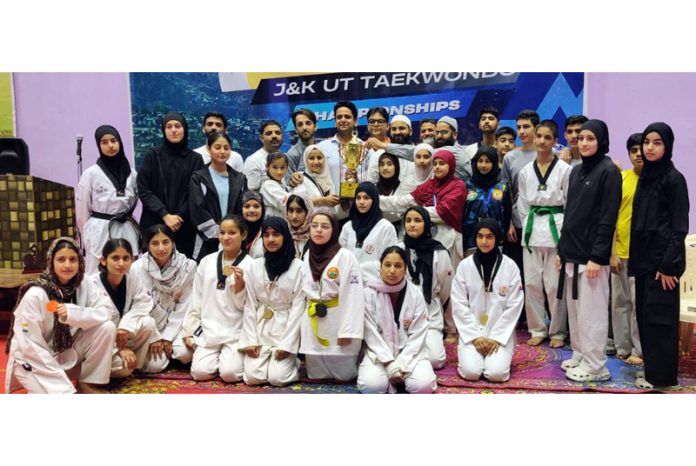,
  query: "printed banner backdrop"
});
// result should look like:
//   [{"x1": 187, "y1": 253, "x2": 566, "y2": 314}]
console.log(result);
[
  {"x1": 0, "y1": 72, "x2": 15, "y2": 137},
  {"x1": 129, "y1": 72, "x2": 583, "y2": 168}
]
